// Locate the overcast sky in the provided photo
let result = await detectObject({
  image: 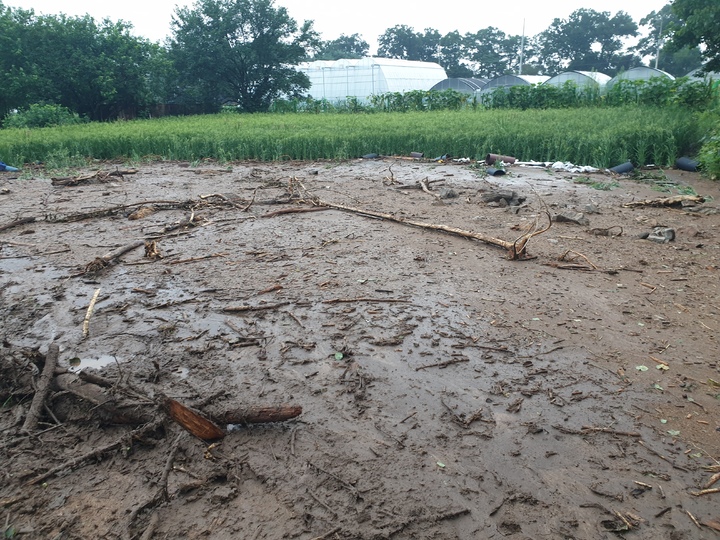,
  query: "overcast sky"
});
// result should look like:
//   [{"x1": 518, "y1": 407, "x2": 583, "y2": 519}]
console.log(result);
[{"x1": 6, "y1": 0, "x2": 670, "y2": 51}]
